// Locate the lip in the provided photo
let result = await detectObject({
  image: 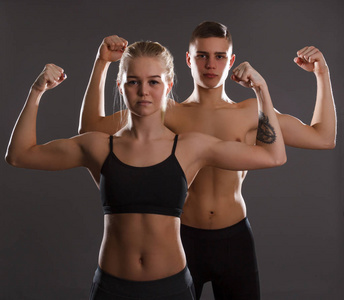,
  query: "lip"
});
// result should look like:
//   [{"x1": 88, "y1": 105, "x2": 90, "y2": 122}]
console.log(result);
[
  {"x1": 203, "y1": 73, "x2": 218, "y2": 78},
  {"x1": 137, "y1": 100, "x2": 152, "y2": 105}
]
